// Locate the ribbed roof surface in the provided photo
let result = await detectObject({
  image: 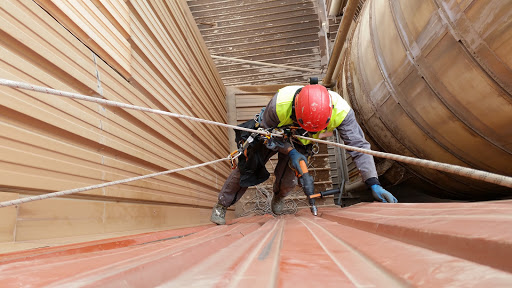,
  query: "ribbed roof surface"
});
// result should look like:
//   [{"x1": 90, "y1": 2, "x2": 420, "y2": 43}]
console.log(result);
[{"x1": 1, "y1": 201, "x2": 512, "y2": 287}]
